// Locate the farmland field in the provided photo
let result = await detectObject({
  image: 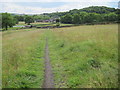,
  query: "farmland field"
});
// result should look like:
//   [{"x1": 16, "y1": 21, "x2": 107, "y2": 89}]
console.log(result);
[
  {"x1": 2, "y1": 24, "x2": 118, "y2": 88},
  {"x1": 7, "y1": 22, "x2": 73, "y2": 30},
  {"x1": 2, "y1": 29, "x2": 46, "y2": 88}
]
